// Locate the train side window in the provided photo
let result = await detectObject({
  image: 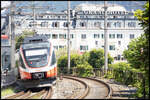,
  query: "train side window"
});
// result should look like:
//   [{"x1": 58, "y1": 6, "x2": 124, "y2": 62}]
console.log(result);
[
  {"x1": 5, "y1": 56, "x2": 8, "y2": 62},
  {"x1": 2, "y1": 54, "x2": 11, "y2": 70},
  {"x1": 51, "y1": 51, "x2": 56, "y2": 66}
]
